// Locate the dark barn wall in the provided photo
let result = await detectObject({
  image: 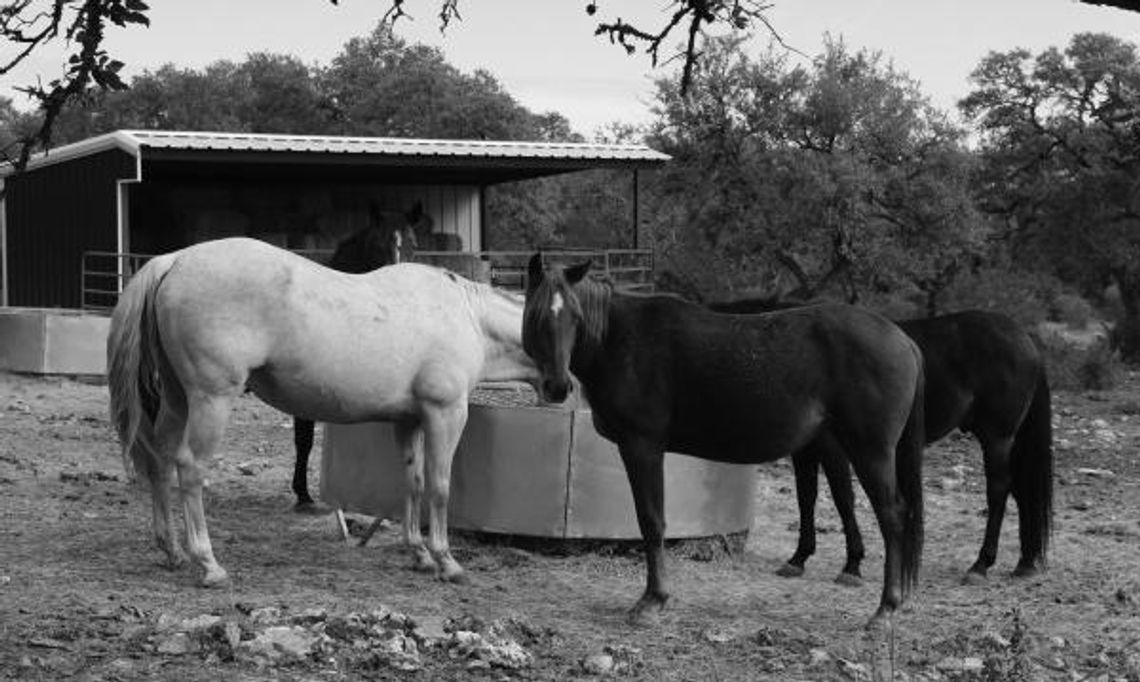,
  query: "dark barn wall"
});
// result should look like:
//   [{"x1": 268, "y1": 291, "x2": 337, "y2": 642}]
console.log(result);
[
  {"x1": 5, "y1": 149, "x2": 136, "y2": 308},
  {"x1": 128, "y1": 178, "x2": 472, "y2": 254}
]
